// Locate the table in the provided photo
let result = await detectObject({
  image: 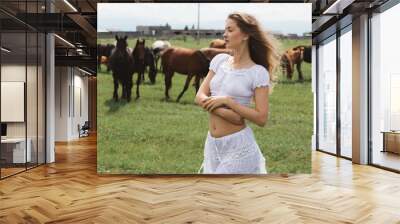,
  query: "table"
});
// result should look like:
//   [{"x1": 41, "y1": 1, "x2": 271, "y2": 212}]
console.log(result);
[
  {"x1": 381, "y1": 131, "x2": 400, "y2": 154},
  {"x1": 1, "y1": 138, "x2": 31, "y2": 163}
]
